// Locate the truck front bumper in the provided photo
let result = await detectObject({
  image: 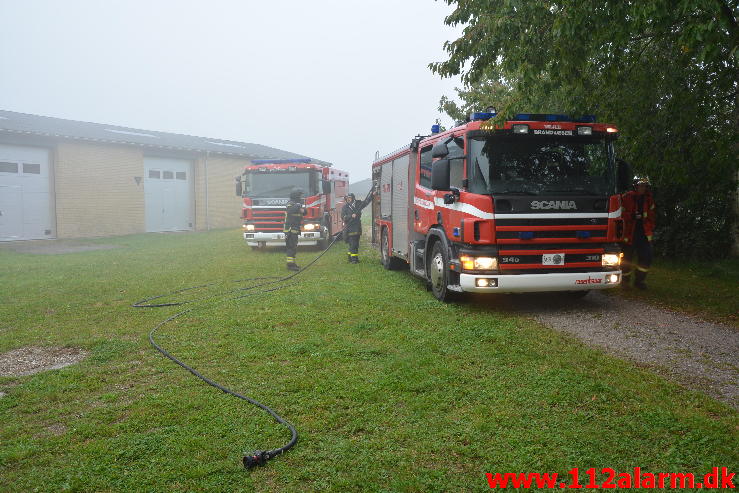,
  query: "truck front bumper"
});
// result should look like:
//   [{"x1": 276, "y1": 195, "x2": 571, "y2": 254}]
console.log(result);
[
  {"x1": 458, "y1": 271, "x2": 621, "y2": 293},
  {"x1": 243, "y1": 231, "x2": 322, "y2": 247}
]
